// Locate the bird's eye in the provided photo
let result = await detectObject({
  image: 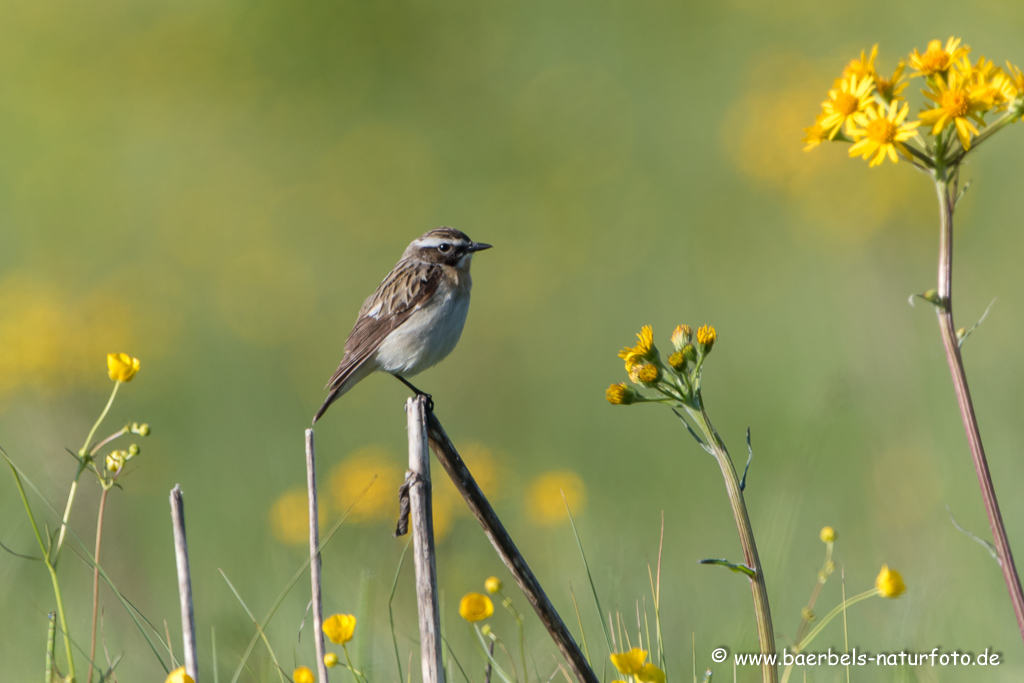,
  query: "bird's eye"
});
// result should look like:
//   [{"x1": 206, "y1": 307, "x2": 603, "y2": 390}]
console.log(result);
[{"x1": 437, "y1": 244, "x2": 451, "y2": 253}]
